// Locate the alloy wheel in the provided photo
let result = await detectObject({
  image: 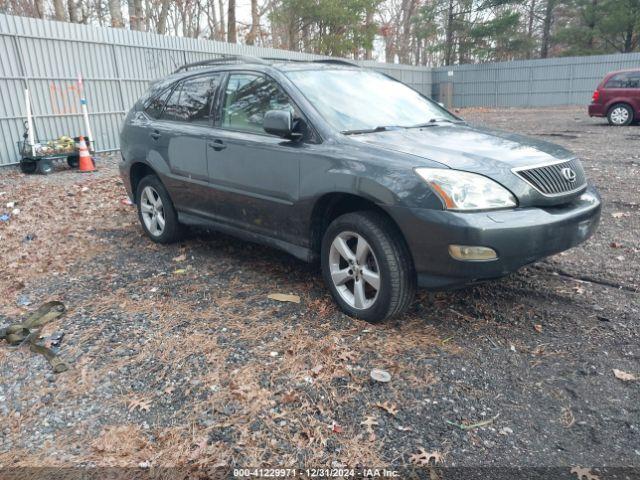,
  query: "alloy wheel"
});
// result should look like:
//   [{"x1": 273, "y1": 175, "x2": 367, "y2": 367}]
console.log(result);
[
  {"x1": 610, "y1": 106, "x2": 629, "y2": 125},
  {"x1": 140, "y1": 186, "x2": 166, "y2": 236},
  {"x1": 328, "y1": 231, "x2": 380, "y2": 309}
]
